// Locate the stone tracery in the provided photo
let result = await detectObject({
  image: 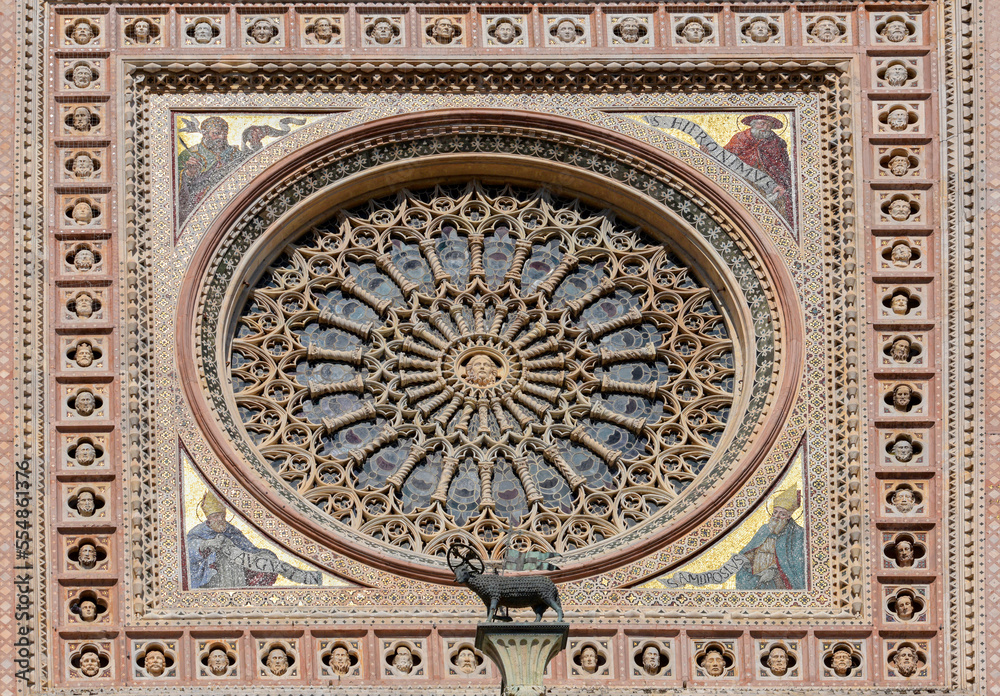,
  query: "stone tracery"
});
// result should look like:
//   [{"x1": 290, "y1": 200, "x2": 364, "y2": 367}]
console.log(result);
[{"x1": 229, "y1": 182, "x2": 740, "y2": 563}]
